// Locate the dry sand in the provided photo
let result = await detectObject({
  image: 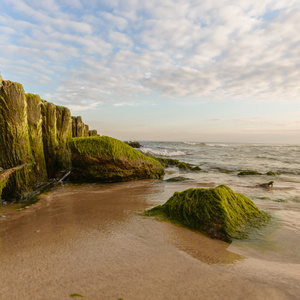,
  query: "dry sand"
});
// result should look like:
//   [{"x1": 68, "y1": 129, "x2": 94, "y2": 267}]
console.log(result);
[{"x1": 0, "y1": 181, "x2": 299, "y2": 299}]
